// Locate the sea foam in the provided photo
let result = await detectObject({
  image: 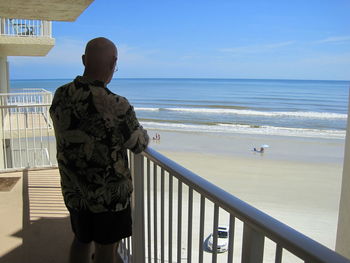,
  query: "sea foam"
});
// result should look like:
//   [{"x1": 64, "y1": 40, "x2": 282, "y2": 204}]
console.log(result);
[
  {"x1": 141, "y1": 121, "x2": 345, "y2": 139},
  {"x1": 135, "y1": 107, "x2": 347, "y2": 119}
]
